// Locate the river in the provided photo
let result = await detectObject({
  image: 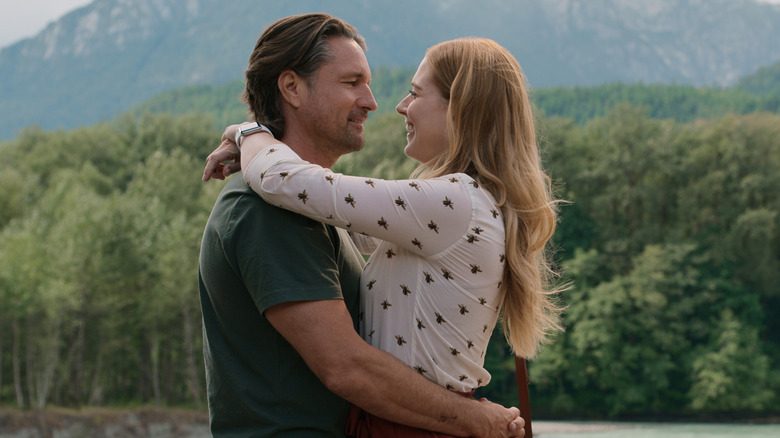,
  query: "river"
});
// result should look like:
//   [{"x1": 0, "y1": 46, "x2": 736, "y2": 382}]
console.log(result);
[{"x1": 534, "y1": 421, "x2": 780, "y2": 437}]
